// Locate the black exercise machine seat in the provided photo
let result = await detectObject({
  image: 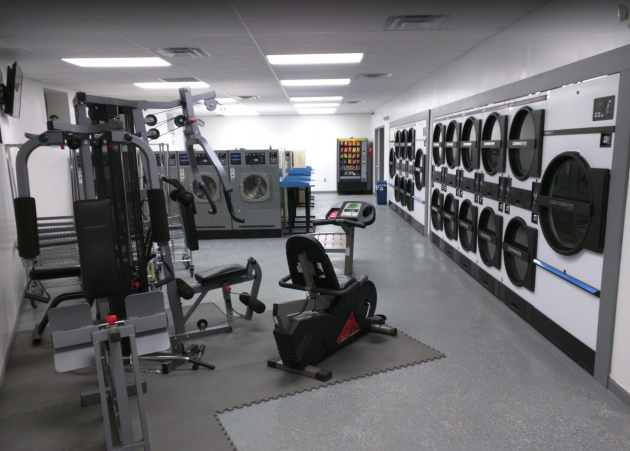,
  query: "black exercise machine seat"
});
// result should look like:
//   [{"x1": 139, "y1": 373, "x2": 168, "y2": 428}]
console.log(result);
[
  {"x1": 194, "y1": 264, "x2": 248, "y2": 285},
  {"x1": 279, "y1": 235, "x2": 360, "y2": 294}
]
